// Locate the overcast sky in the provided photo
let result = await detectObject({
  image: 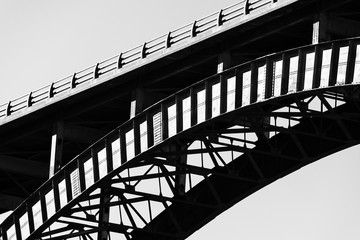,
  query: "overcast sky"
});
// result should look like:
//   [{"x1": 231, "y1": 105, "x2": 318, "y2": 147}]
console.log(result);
[{"x1": 0, "y1": 1, "x2": 360, "y2": 239}]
